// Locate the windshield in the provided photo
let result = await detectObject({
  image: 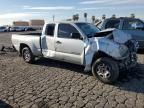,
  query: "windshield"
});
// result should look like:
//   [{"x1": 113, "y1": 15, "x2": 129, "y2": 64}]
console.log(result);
[{"x1": 75, "y1": 23, "x2": 100, "y2": 38}]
